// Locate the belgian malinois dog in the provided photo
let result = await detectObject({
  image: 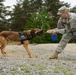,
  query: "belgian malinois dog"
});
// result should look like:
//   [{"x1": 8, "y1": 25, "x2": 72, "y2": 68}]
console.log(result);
[{"x1": 0, "y1": 28, "x2": 43, "y2": 58}]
